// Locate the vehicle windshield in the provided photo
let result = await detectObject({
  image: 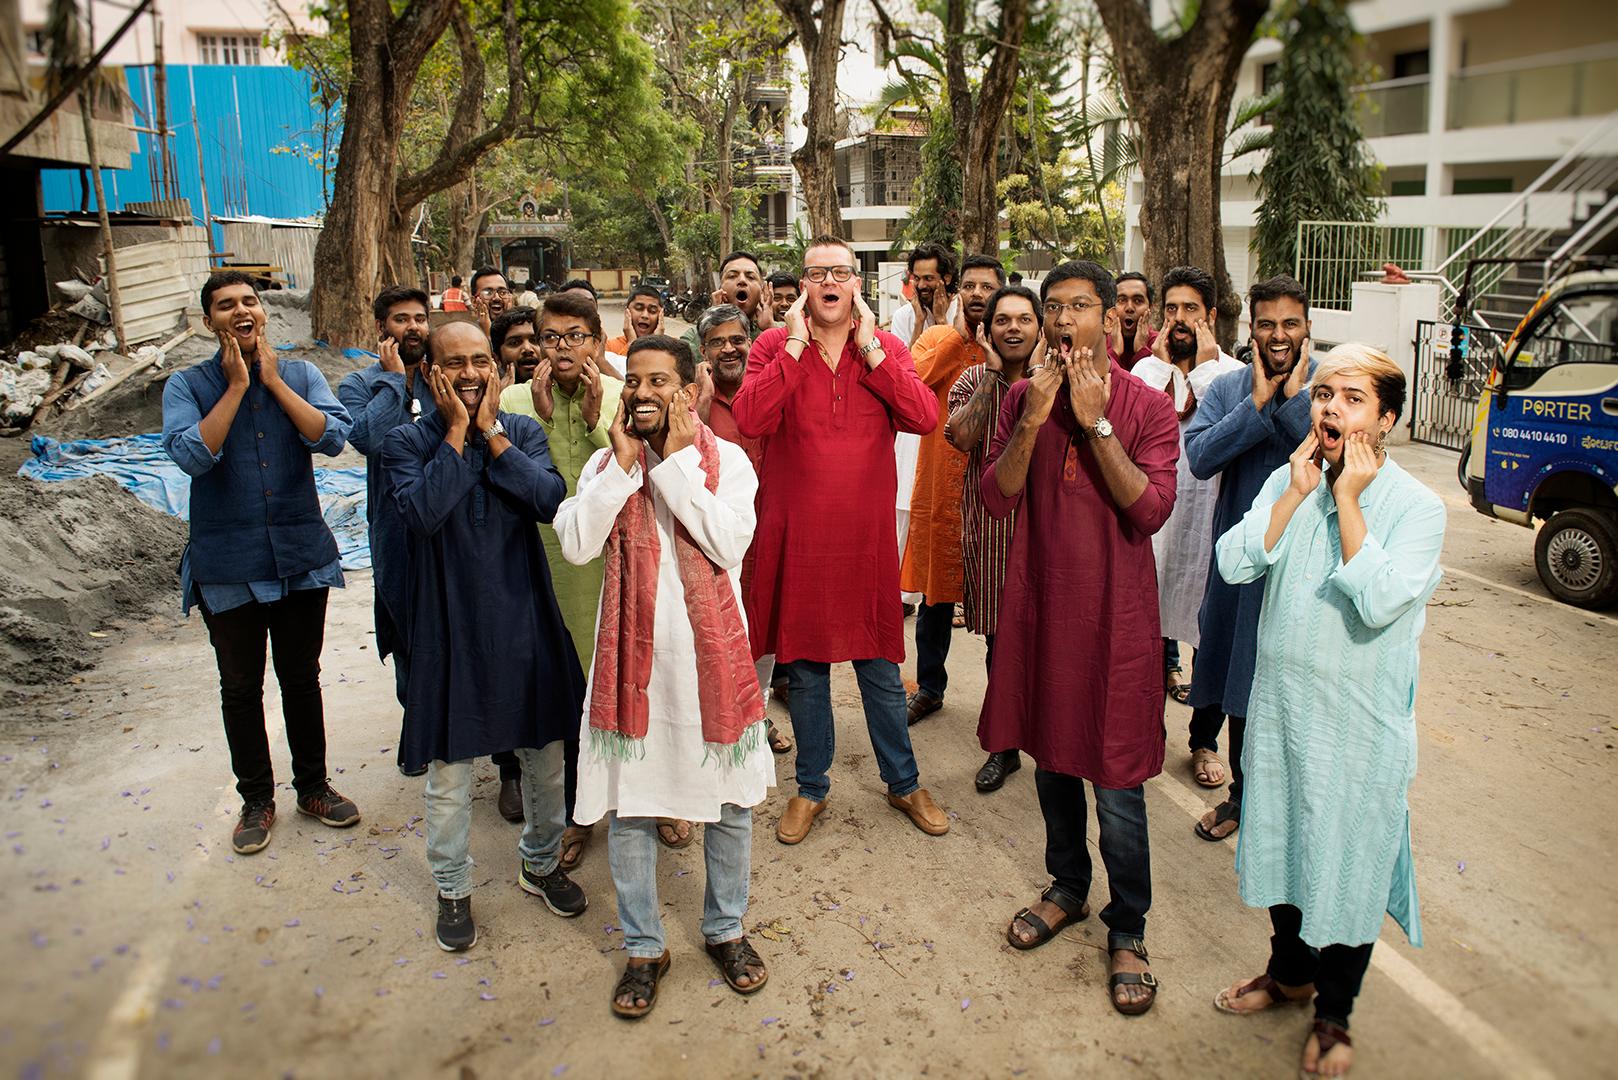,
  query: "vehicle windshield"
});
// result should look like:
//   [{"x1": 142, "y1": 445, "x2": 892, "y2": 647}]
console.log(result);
[{"x1": 1505, "y1": 288, "x2": 1618, "y2": 388}]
